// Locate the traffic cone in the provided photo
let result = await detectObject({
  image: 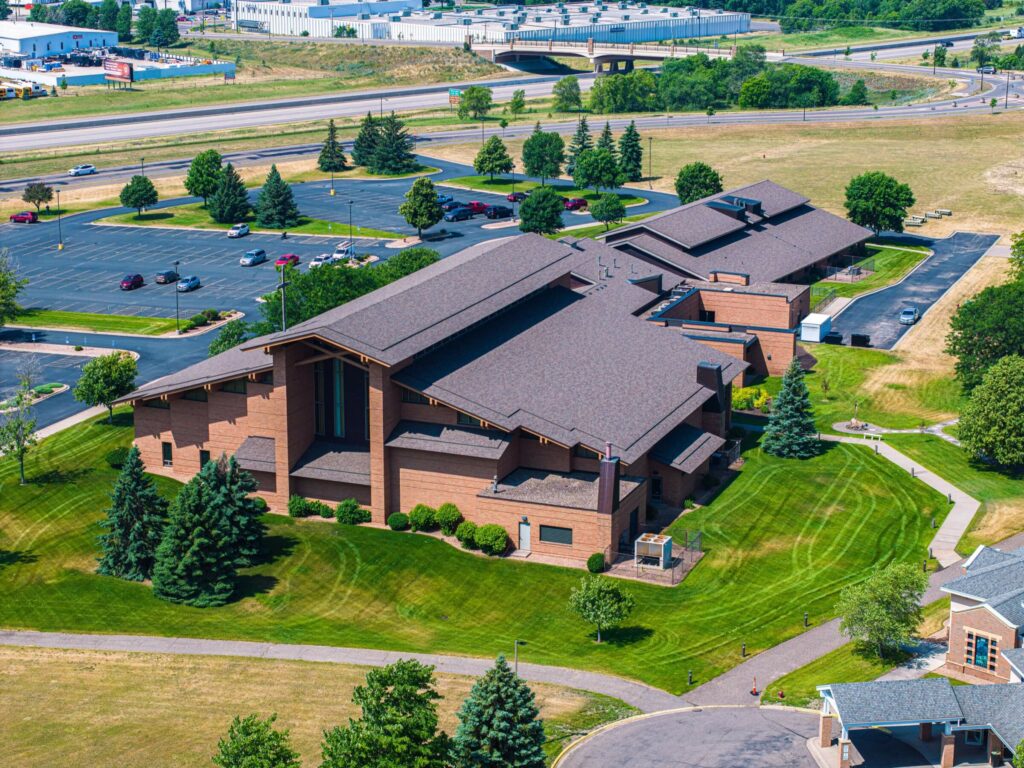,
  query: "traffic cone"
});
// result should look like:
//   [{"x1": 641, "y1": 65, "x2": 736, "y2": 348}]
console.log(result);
[{"x1": 751, "y1": 677, "x2": 759, "y2": 696}]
